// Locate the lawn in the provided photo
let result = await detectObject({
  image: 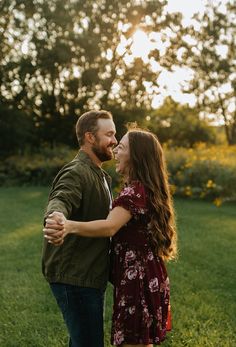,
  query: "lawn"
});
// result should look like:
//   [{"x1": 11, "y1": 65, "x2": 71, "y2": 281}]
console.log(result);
[{"x1": 0, "y1": 187, "x2": 235, "y2": 347}]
